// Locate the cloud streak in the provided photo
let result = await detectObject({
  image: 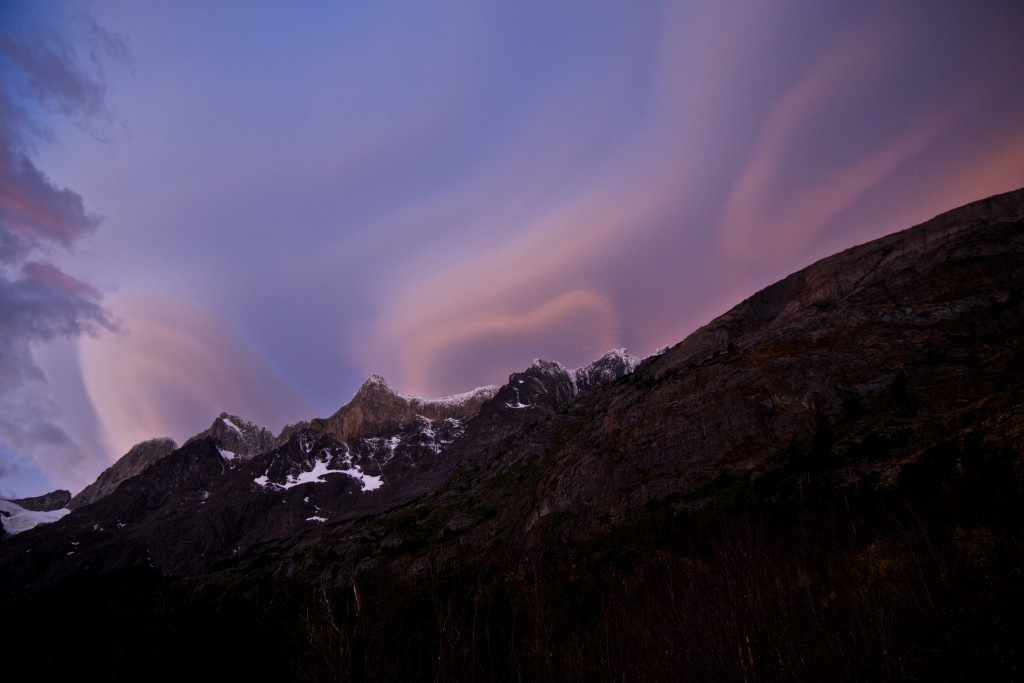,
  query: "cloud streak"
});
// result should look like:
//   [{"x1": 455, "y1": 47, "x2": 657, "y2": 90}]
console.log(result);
[
  {"x1": 0, "y1": 7, "x2": 125, "y2": 494},
  {"x1": 6, "y1": 1, "x2": 1024, "y2": 497},
  {"x1": 78, "y1": 296, "x2": 313, "y2": 461},
  {"x1": 715, "y1": 18, "x2": 963, "y2": 265}
]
